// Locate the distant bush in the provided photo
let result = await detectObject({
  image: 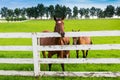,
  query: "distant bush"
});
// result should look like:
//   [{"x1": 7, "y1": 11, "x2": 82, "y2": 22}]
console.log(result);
[
  {"x1": 6, "y1": 17, "x2": 27, "y2": 21},
  {"x1": 6, "y1": 17, "x2": 10, "y2": 22}
]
